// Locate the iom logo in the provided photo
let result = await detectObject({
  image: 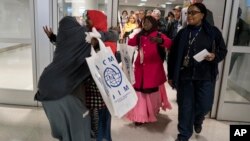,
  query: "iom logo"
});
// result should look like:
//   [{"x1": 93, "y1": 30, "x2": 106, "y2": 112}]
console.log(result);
[{"x1": 104, "y1": 64, "x2": 122, "y2": 88}]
